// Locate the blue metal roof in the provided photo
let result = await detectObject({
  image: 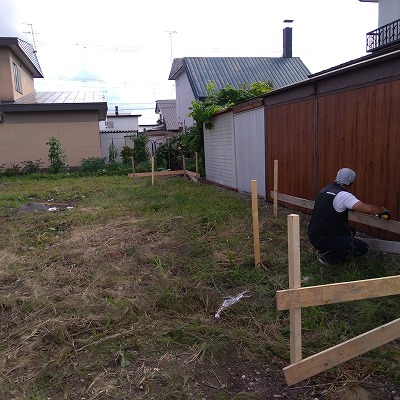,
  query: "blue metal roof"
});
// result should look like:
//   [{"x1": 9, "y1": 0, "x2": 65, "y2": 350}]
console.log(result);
[{"x1": 169, "y1": 57, "x2": 311, "y2": 100}]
